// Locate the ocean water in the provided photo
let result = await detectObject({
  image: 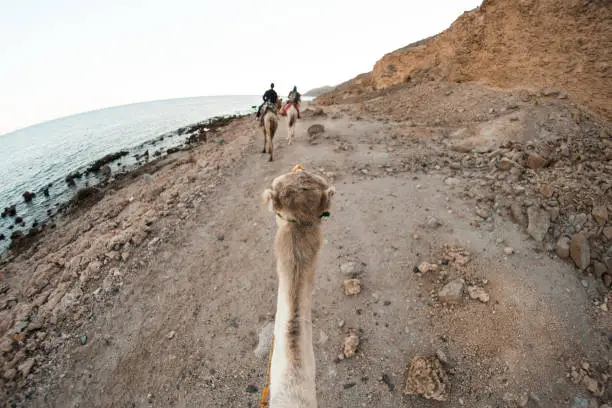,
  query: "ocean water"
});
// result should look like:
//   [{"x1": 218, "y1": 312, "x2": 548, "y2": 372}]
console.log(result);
[{"x1": 0, "y1": 95, "x2": 261, "y2": 253}]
